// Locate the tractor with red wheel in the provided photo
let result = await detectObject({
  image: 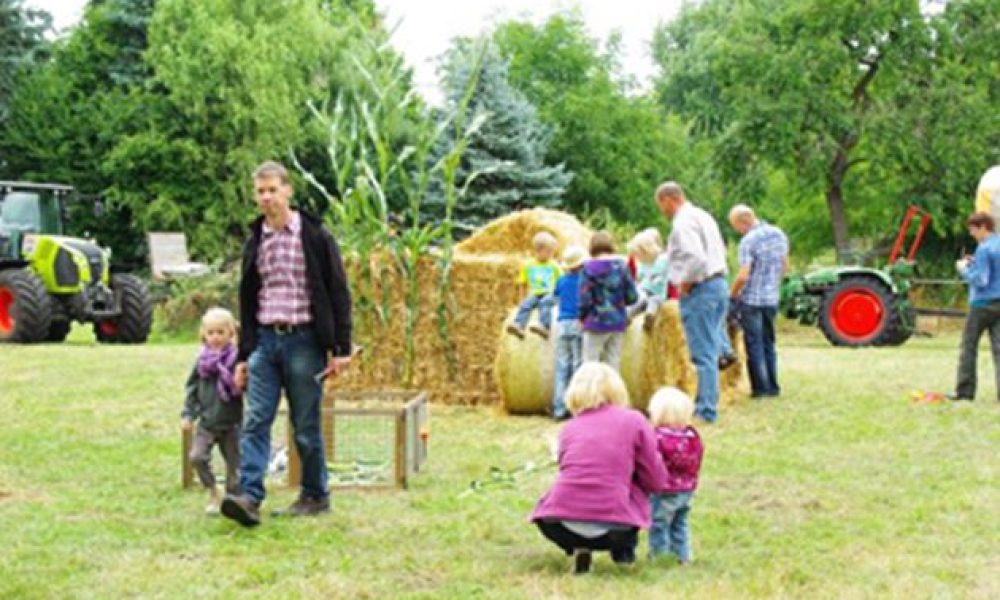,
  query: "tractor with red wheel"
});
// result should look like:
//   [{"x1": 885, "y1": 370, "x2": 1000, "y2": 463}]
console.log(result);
[
  {"x1": 0, "y1": 181, "x2": 152, "y2": 344},
  {"x1": 779, "y1": 205, "x2": 931, "y2": 347}
]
